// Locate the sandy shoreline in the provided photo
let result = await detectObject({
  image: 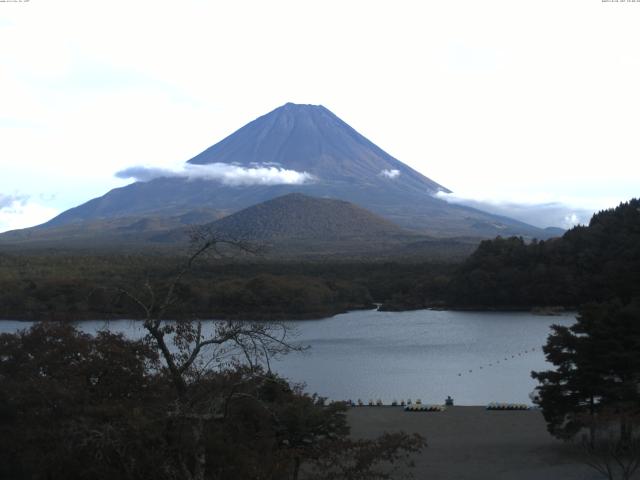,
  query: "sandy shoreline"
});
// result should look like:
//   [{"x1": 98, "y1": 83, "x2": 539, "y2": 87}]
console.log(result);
[{"x1": 348, "y1": 406, "x2": 603, "y2": 480}]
